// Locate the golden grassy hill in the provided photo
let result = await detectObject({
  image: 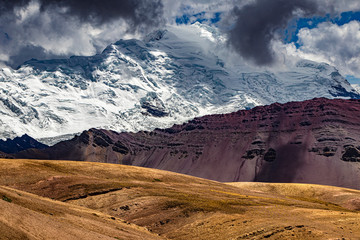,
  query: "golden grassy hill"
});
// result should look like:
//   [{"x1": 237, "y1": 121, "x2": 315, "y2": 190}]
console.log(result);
[
  {"x1": 0, "y1": 158, "x2": 359, "y2": 239},
  {"x1": 0, "y1": 186, "x2": 161, "y2": 240}
]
